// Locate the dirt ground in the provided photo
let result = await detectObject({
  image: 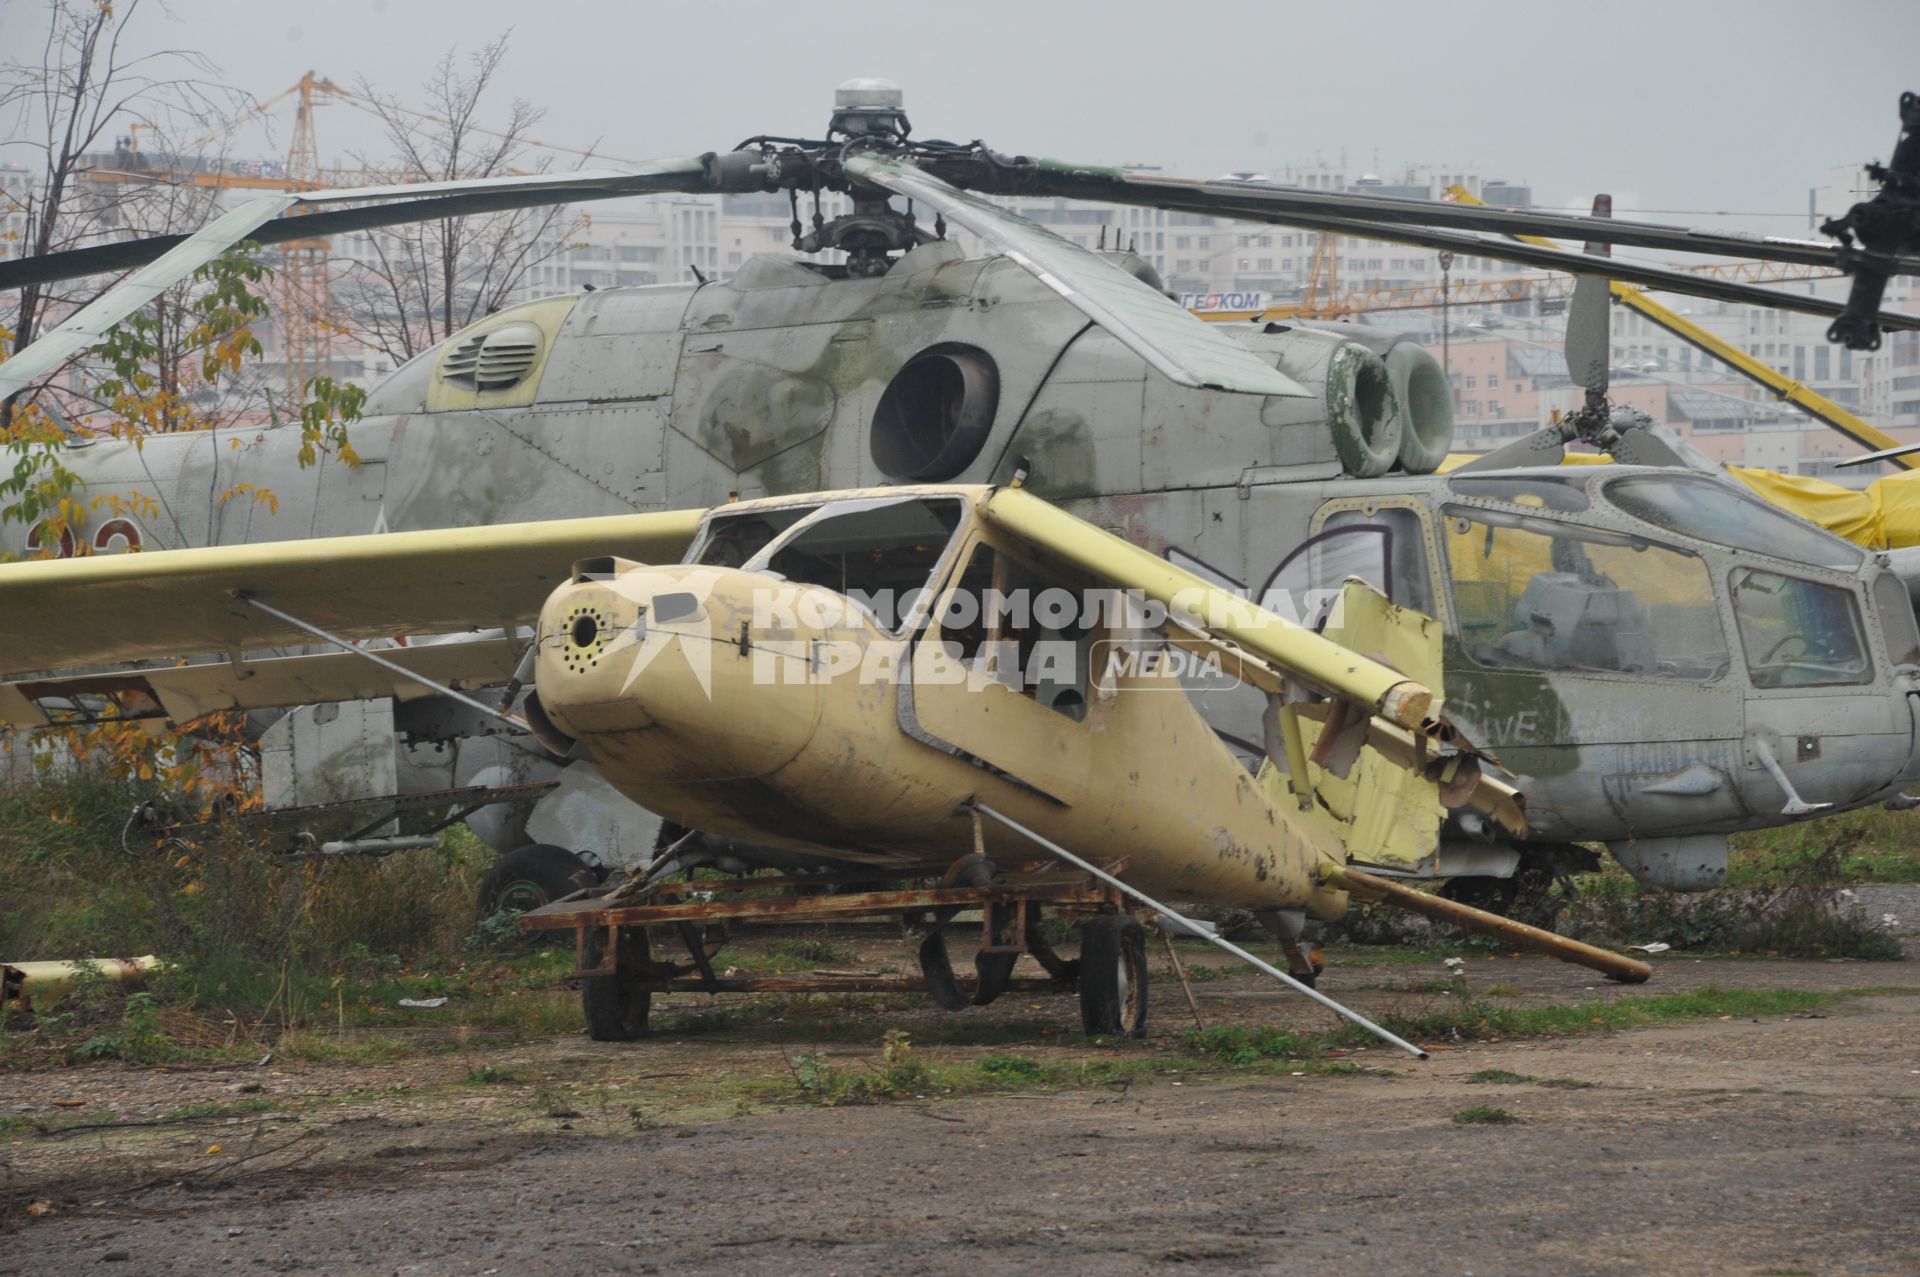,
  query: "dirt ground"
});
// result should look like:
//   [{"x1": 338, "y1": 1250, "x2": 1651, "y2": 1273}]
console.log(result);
[{"x1": 2, "y1": 925, "x2": 1917, "y2": 1277}]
